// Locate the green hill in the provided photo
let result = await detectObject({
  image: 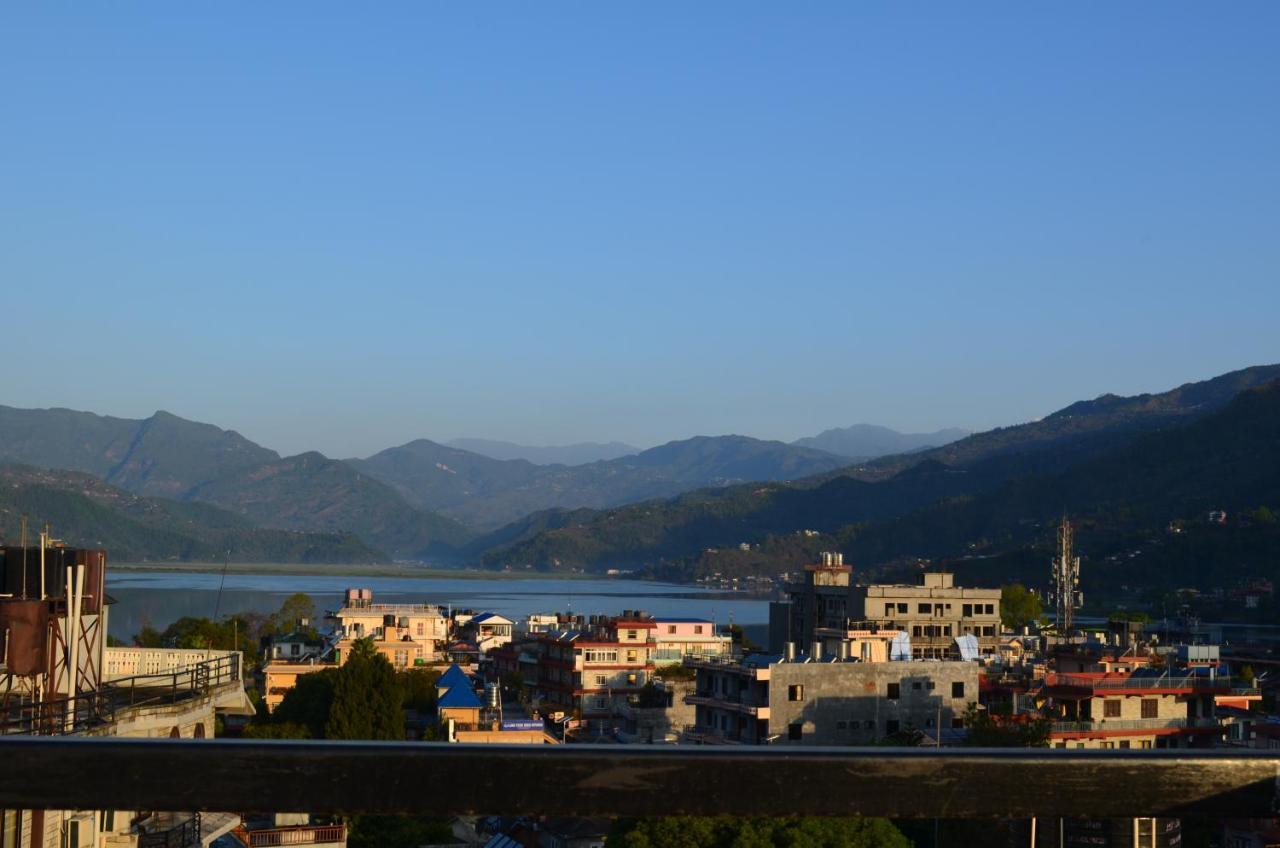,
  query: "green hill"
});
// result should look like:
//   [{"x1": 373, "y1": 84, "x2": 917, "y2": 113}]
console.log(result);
[{"x1": 0, "y1": 465, "x2": 386, "y2": 564}]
